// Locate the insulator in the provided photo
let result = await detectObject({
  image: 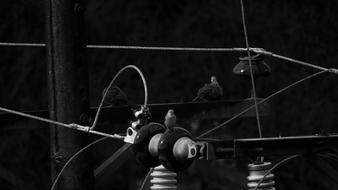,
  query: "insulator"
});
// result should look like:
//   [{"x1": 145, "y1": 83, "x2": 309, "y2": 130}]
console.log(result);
[
  {"x1": 172, "y1": 137, "x2": 198, "y2": 160},
  {"x1": 150, "y1": 165, "x2": 177, "y2": 190},
  {"x1": 247, "y1": 162, "x2": 276, "y2": 190},
  {"x1": 233, "y1": 54, "x2": 271, "y2": 78},
  {"x1": 132, "y1": 122, "x2": 166, "y2": 167},
  {"x1": 158, "y1": 127, "x2": 195, "y2": 172}
]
